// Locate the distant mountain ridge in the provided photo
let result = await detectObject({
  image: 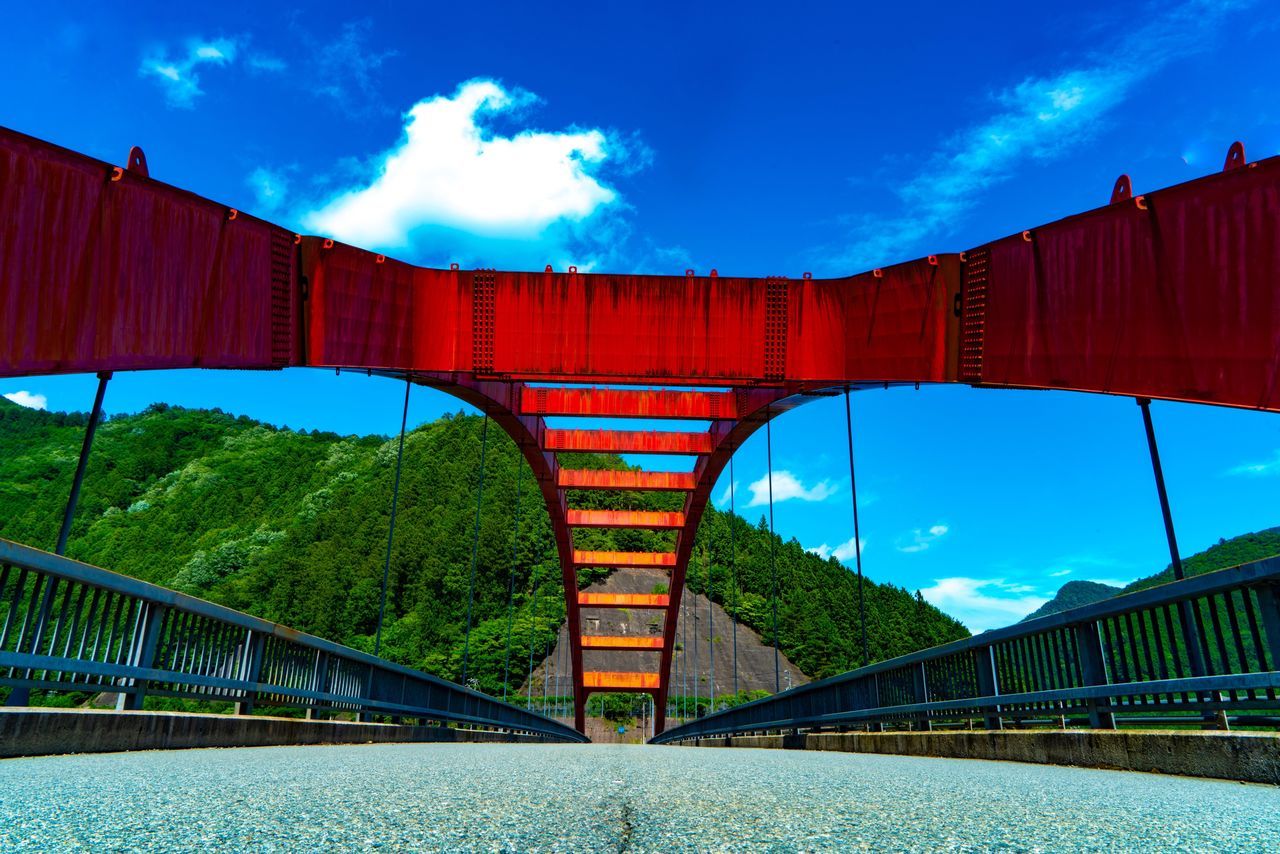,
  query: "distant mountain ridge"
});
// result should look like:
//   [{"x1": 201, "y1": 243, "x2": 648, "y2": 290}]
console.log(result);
[{"x1": 1022, "y1": 527, "x2": 1280, "y2": 622}]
